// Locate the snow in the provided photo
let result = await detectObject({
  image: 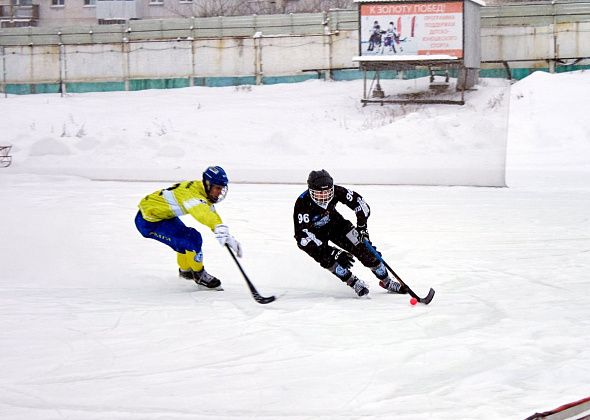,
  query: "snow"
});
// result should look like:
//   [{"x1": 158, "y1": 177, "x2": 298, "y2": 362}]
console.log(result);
[
  {"x1": 1, "y1": 71, "x2": 589, "y2": 419},
  {"x1": 4, "y1": 77, "x2": 510, "y2": 187}
]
